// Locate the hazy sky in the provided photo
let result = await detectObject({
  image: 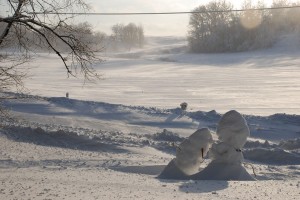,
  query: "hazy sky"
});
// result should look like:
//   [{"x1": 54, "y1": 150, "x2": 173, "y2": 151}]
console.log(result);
[
  {"x1": 83, "y1": 0, "x2": 235, "y2": 36},
  {"x1": 0, "y1": 0, "x2": 279, "y2": 36},
  {"x1": 82, "y1": 0, "x2": 275, "y2": 36}
]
